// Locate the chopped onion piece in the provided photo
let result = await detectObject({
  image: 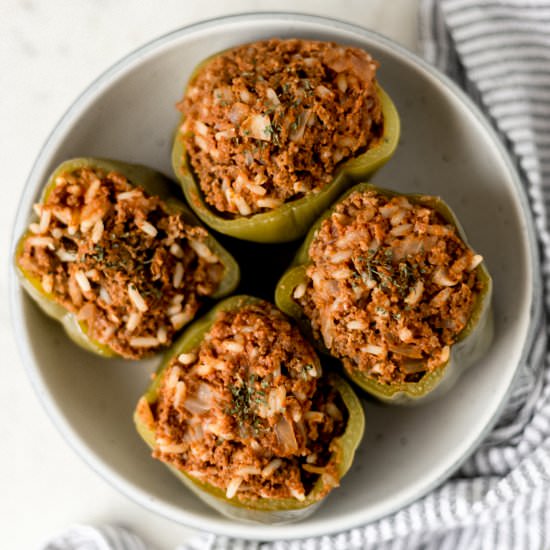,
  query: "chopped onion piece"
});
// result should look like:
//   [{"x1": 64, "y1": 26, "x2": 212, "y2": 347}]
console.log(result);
[
  {"x1": 275, "y1": 417, "x2": 298, "y2": 453},
  {"x1": 241, "y1": 113, "x2": 272, "y2": 141}
]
